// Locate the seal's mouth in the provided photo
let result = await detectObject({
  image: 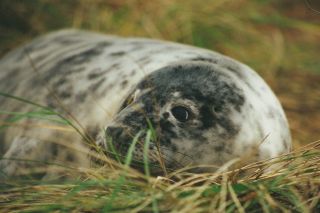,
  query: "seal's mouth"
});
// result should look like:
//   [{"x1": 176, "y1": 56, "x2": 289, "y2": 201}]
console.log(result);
[
  {"x1": 102, "y1": 127, "x2": 170, "y2": 175},
  {"x1": 105, "y1": 143, "x2": 169, "y2": 176}
]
